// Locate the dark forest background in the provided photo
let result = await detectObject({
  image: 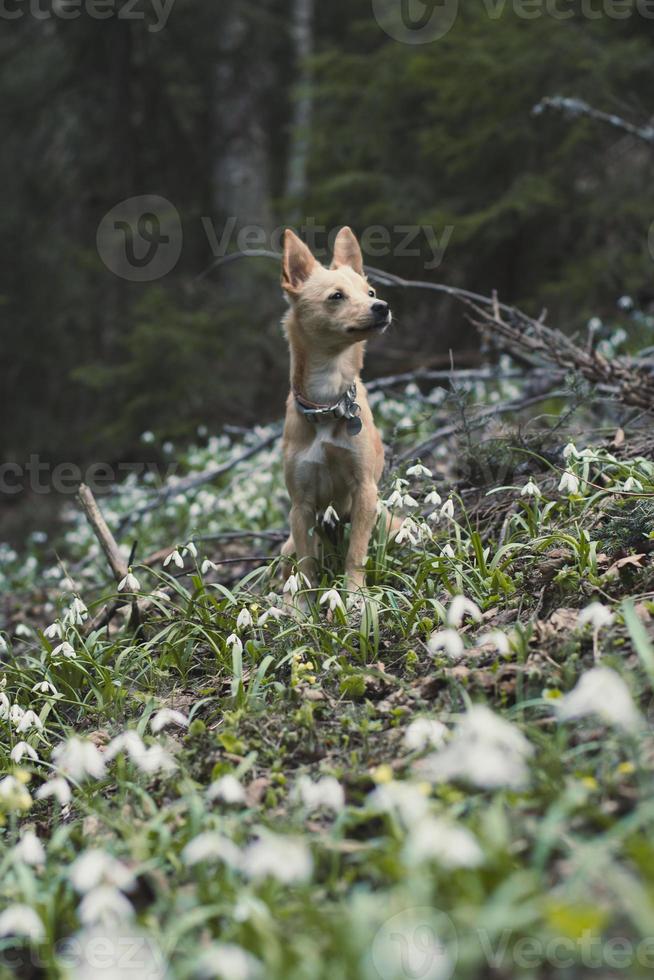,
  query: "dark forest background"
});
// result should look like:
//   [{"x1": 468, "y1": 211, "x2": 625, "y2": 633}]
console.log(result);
[{"x1": 2, "y1": 0, "x2": 654, "y2": 538}]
